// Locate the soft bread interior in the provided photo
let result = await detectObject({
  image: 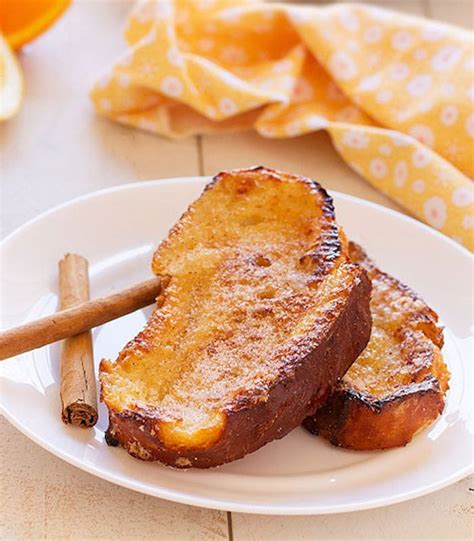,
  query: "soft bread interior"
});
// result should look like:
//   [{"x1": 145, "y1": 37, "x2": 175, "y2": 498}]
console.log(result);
[
  {"x1": 101, "y1": 169, "x2": 350, "y2": 449},
  {"x1": 341, "y1": 243, "x2": 449, "y2": 399}
]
